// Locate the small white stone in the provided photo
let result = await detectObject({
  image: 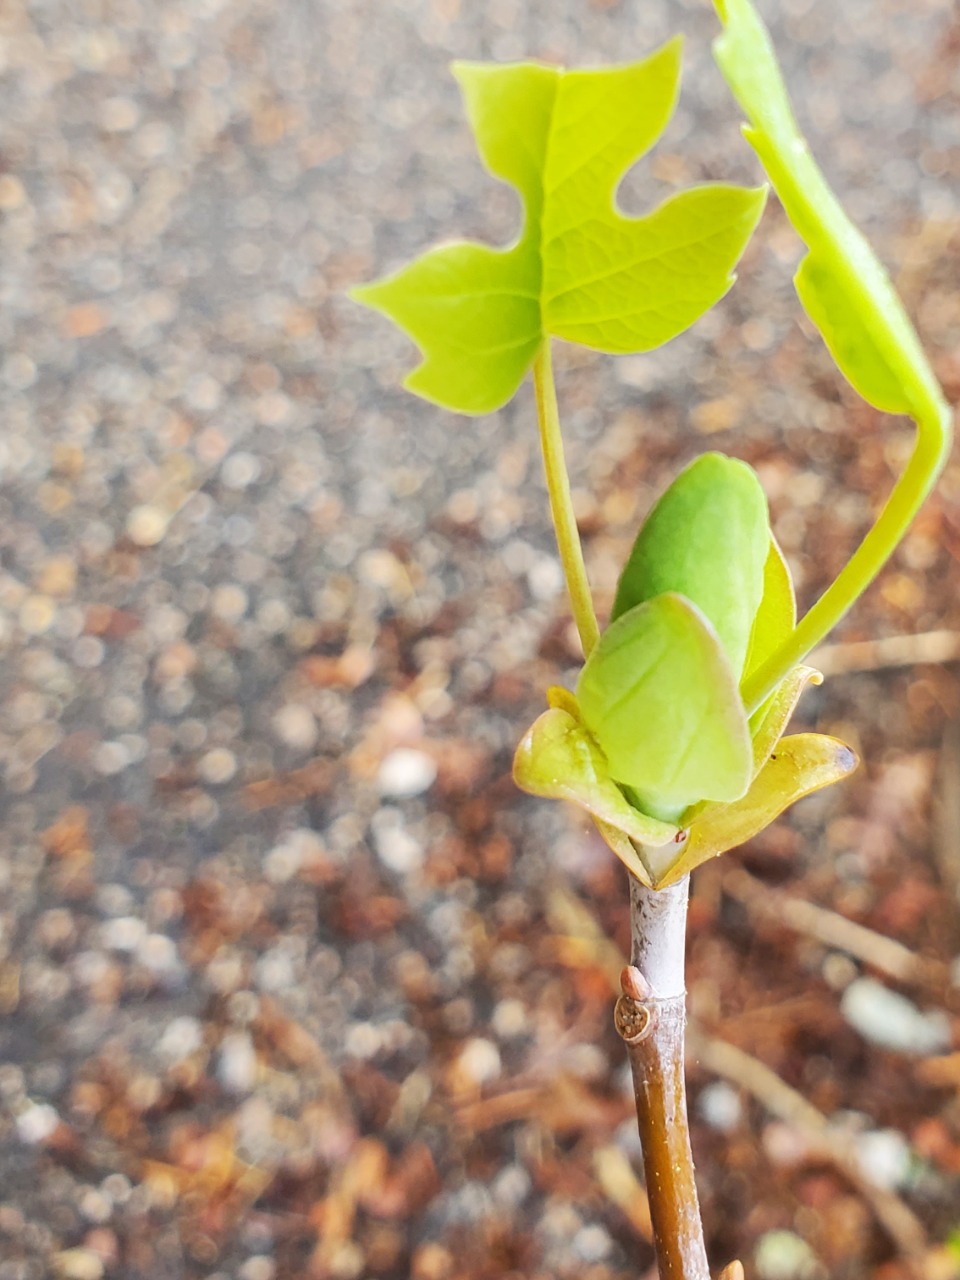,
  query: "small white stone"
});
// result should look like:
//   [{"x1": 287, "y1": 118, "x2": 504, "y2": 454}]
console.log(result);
[
  {"x1": 754, "y1": 1230, "x2": 820, "y2": 1280},
  {"x1": 840, "y1": 977, "x2": 951, "y2": 1054},
  {"x1": 93, "y1": 739, "x2": 131, "y2": 776},
  {"x1": 563, "y1": 1043, "x2": 608, "y2": 1081},
  {"x1": 527, "y1": 555, "x2": 564, "y2": 601},
  {"x1": 100, "y1": 916, "x2": 147, "y2": 952},
  {"x1": 262, "y1": 830, "x2": 311, "y2": 883},
  {"x1": 372, "y1": 813, "x2": 423, "y2": 875},
  {"x1": 136, "y1": 932, "x2": 183, "y2": 982},
  {"x1": 52, "y1": 1248, "x2": 104, "y2": 1280},
  {"x1": 158, "y1": 1015, "x2": 203, "y2": 1061},
  {"x1": 855, "y1": 1128, "x2": 912, "y2": 1190},
  {"x1": 377, "y1": 748, "x2": 436, "y2": 798},
  {"x1": 78, "y1": 1188, "x2": 112, "y2": 1223},
  {"x1": 210, "y1": 583, "x2": 249, "y2": 622},
  {"x1": 126, "y1": 504, "x2": 170, "y2": 547},
  {"x1": 220, "y1": 451, "x2": 261, "y2": 490},
  {"x1": 217, "y1": 1031, "x2": 257, "y2": 1094},
  {"x1": 16, "y1": 1102, "x2": 59, "y2": 1144},
  {"x1": 698, "y1": 1081, "x2": 743, "y2": 1133},
  {"x1": 238, "y1": 1259, "x2": 276, "y2": 1280},
  {"x1": 254, "y1": 947, "x2": 296, "y2": 992},
  {"x1": 257, "y1": 598, "x2": 292, "y2": 634},
  {"x1": 198, "y1": 747, "x2": 237, "y2": 785},
  {"x1": 573, "y1": 1224, "x2": 613, "y2": 1262},
  {"x1": 491, "y1": 998, "x2": 529, "y2": 1039},
  {"x1": 492, "y1": 1164, "x2": 532, "y2": 1208},
  {"x1": 457, "y1": 1037, "x2": 501, "y2": 1086},
  {"x1": 345, "y1": 1022, "x2": 382, "y2": 1059},
  {"x1": 272, "y1": 703, "x2": 318, "y2": 751}
]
